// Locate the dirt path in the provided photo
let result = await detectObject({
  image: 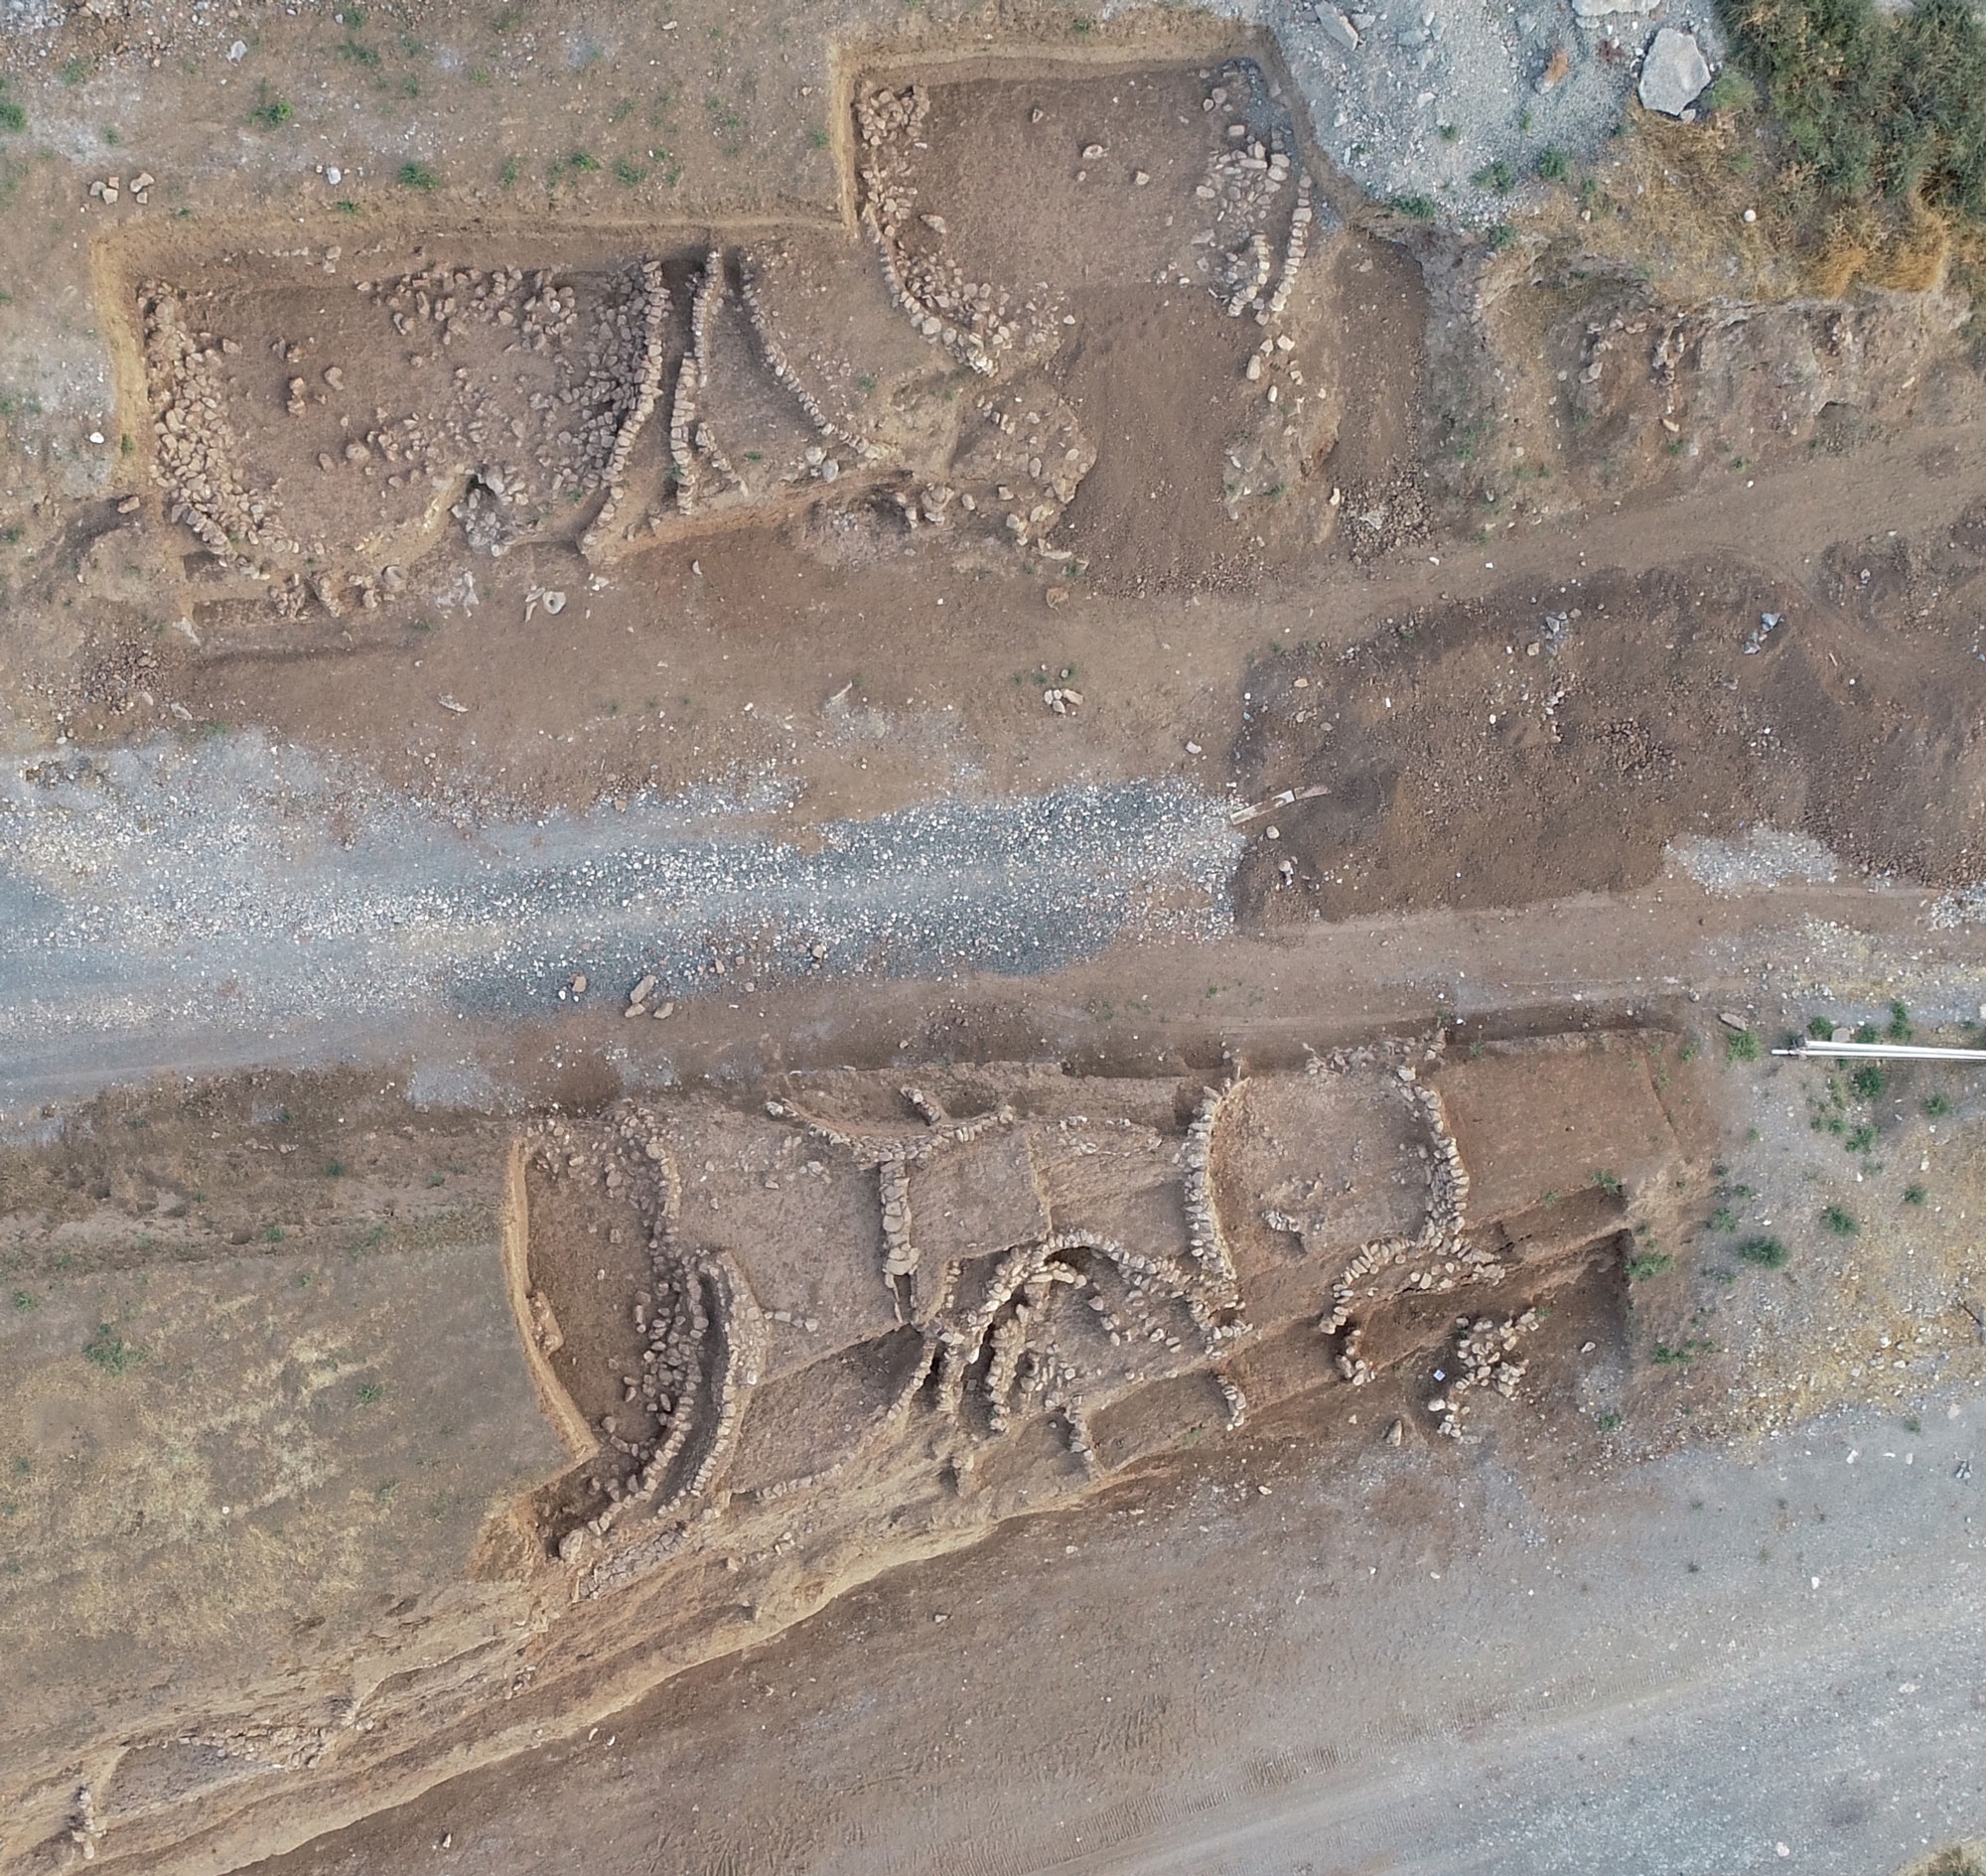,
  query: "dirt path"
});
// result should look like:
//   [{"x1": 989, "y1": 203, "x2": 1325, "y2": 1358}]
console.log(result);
[{"x1": 252, "y1": 1386, "x2": 1986, "y2": 1875}]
